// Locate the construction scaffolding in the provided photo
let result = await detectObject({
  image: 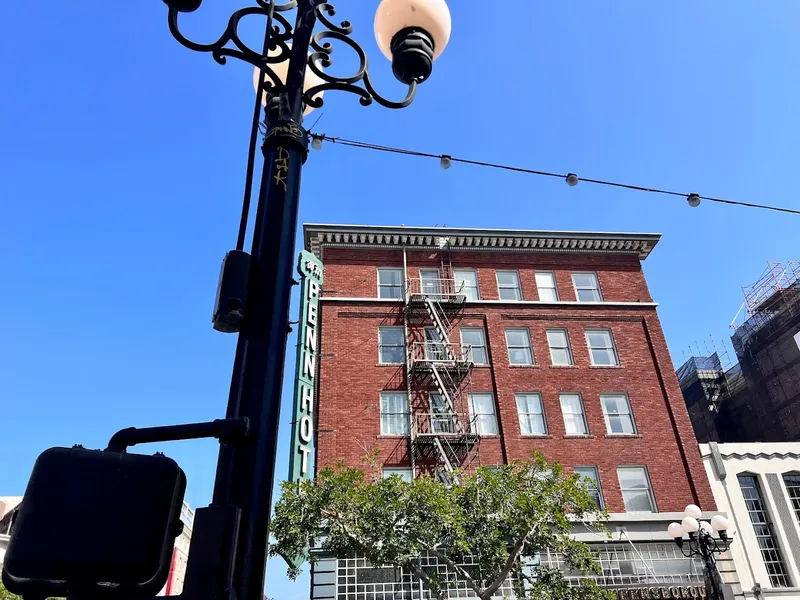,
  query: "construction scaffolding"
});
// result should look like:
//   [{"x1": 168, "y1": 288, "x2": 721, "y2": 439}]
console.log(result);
[
  {"x1": 728, "y1": 261, "x2": 800, "y2": 441},
  {"x1": 403, "y1": 243, "x2": 480, "y2": 481}
]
